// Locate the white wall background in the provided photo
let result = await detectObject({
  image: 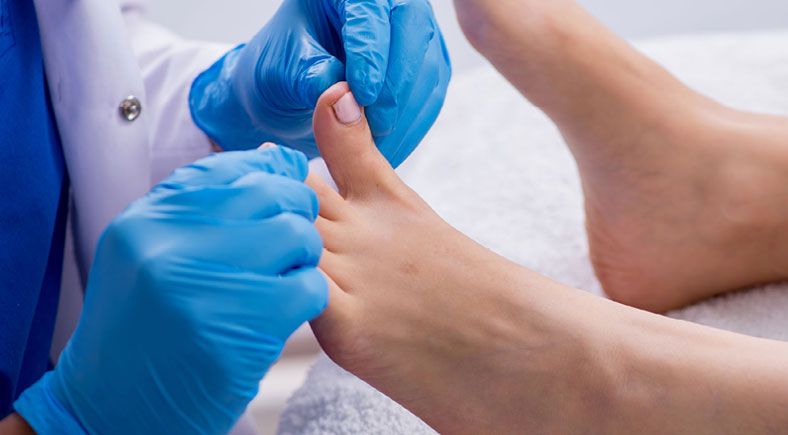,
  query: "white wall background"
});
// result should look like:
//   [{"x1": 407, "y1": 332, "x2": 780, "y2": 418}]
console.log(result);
[{"x1": 148, "y1": 0, "x2": 788, "y2": 73}]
